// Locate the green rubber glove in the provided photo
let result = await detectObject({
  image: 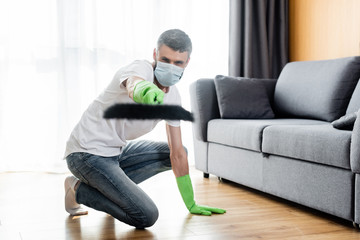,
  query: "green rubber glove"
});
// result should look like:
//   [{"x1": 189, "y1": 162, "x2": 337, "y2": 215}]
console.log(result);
[
  {"x1": 133, "y1": 81, "x2": 164, "y2": 104},
  {"x1": 176, "y1": 174, "x2": 226, "y2": 216}
]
